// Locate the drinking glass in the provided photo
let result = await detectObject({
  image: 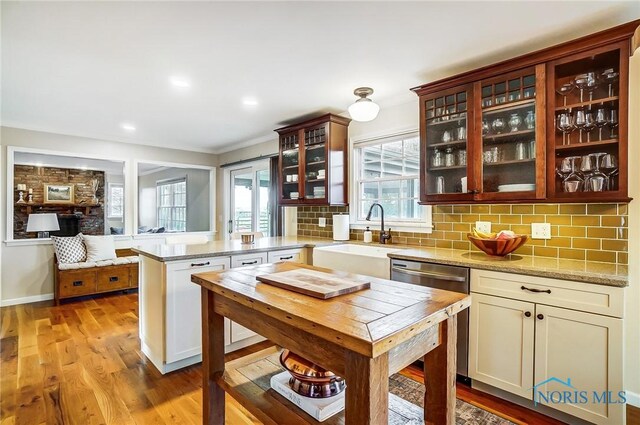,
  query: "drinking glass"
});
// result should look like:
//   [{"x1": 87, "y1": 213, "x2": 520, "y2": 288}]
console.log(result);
[
  {"x1": 600, "y1": 154, "x2": 618, "y2": 190},
  {"x1": 562, "y1": 156, "x2": 583, "y2": 192},
  {"x1": 524, "y1": 110, "x2": 535, "y2": 130},
  {"x1": 556, "y1": 157, "x2": 572, "y2": 180},
  {"x1": 586, "y1": 152, "x2": 608, "y2": 192},
  {"x1": 555, "y1": 82, "x2": 574, "y2": 107},
  {"x1": 594, "y1": 106, "x2": 608, "y2": 141},
  {"x1": 482, "y1": 120, "x2": 490, "y2": 136},
  {"x1": 579, "y1": 154, "x2": 595, "y2": 191},
  {"x1": 601, "y1": 68, "x2": 619, "y2": 97},
  {"x1": 609, "y1": 109, "x2": 619, "y2": 138},
  {"x1": 573, "y1": 108, "x2": 586, "y2": 143},
  {"x1": 583, "y1": 109, "x2": 596, "y2": 142},
  {"x1": 491, "y1": 118, "x2": 506, "y2": 134},
  {"x1": 574, "y1": 72, "x2": 597, "y2": 102},
  {"x1": 556, "y1": 111, "x2": 574, "y2": 145}
]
